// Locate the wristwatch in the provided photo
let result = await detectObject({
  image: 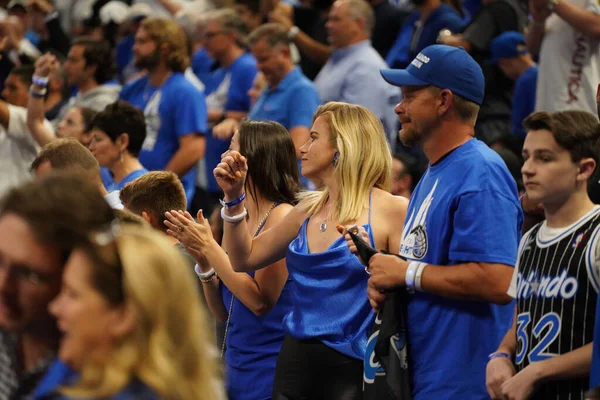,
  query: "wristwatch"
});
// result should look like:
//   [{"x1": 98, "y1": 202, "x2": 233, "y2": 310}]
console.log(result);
[
  {"x1": 288, "y1": 26, "x2": 300, "y2": 40},
  {"x1": 547, "y1": 0, "x2": 559, "y2": 11}
]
